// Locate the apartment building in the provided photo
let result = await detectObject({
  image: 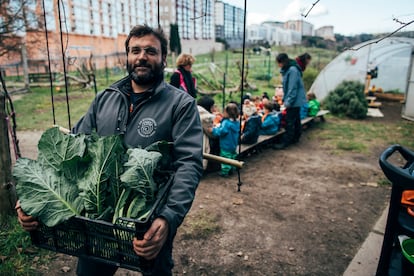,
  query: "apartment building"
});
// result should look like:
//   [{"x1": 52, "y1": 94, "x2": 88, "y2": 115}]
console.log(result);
[
  {"x1": 0, "y1": 0, "x2": 228, "y2": 74},
  {"x1": 315, "y1": 25, "x2": 335, "y2": 41},
  {"x1": 284, "y1": 19, "x2": 314, "y2": 37},
  {"x1": 247, "y1": 22, "x2": 301, "y2": 46},
  {"x1": 215, "y1": 0, "x2": 244, "y2": 48}
]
